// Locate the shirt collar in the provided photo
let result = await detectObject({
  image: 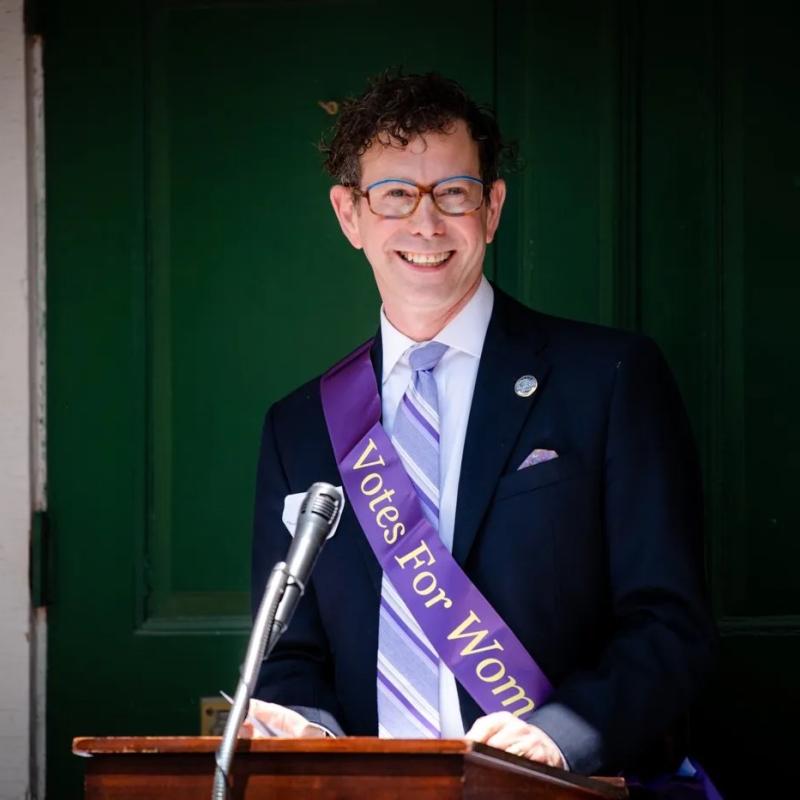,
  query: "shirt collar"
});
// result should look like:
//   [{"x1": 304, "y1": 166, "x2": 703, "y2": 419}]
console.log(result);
[{"x1": 380, "y1": 275, "x2": 494, "y2": 384}]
